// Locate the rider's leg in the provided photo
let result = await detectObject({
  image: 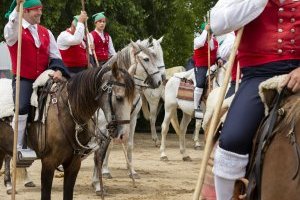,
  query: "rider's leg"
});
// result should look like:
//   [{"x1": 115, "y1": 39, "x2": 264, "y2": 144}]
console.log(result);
[
  {"x1": 12, "y1": 77, "x2": 35, "y2": 152},
  {"x1": 213, "y1": 61, "x2": 299, "y2": 199},
  {"x1": 194, "y1": 66, "x2": 208, "y2": 119}
]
